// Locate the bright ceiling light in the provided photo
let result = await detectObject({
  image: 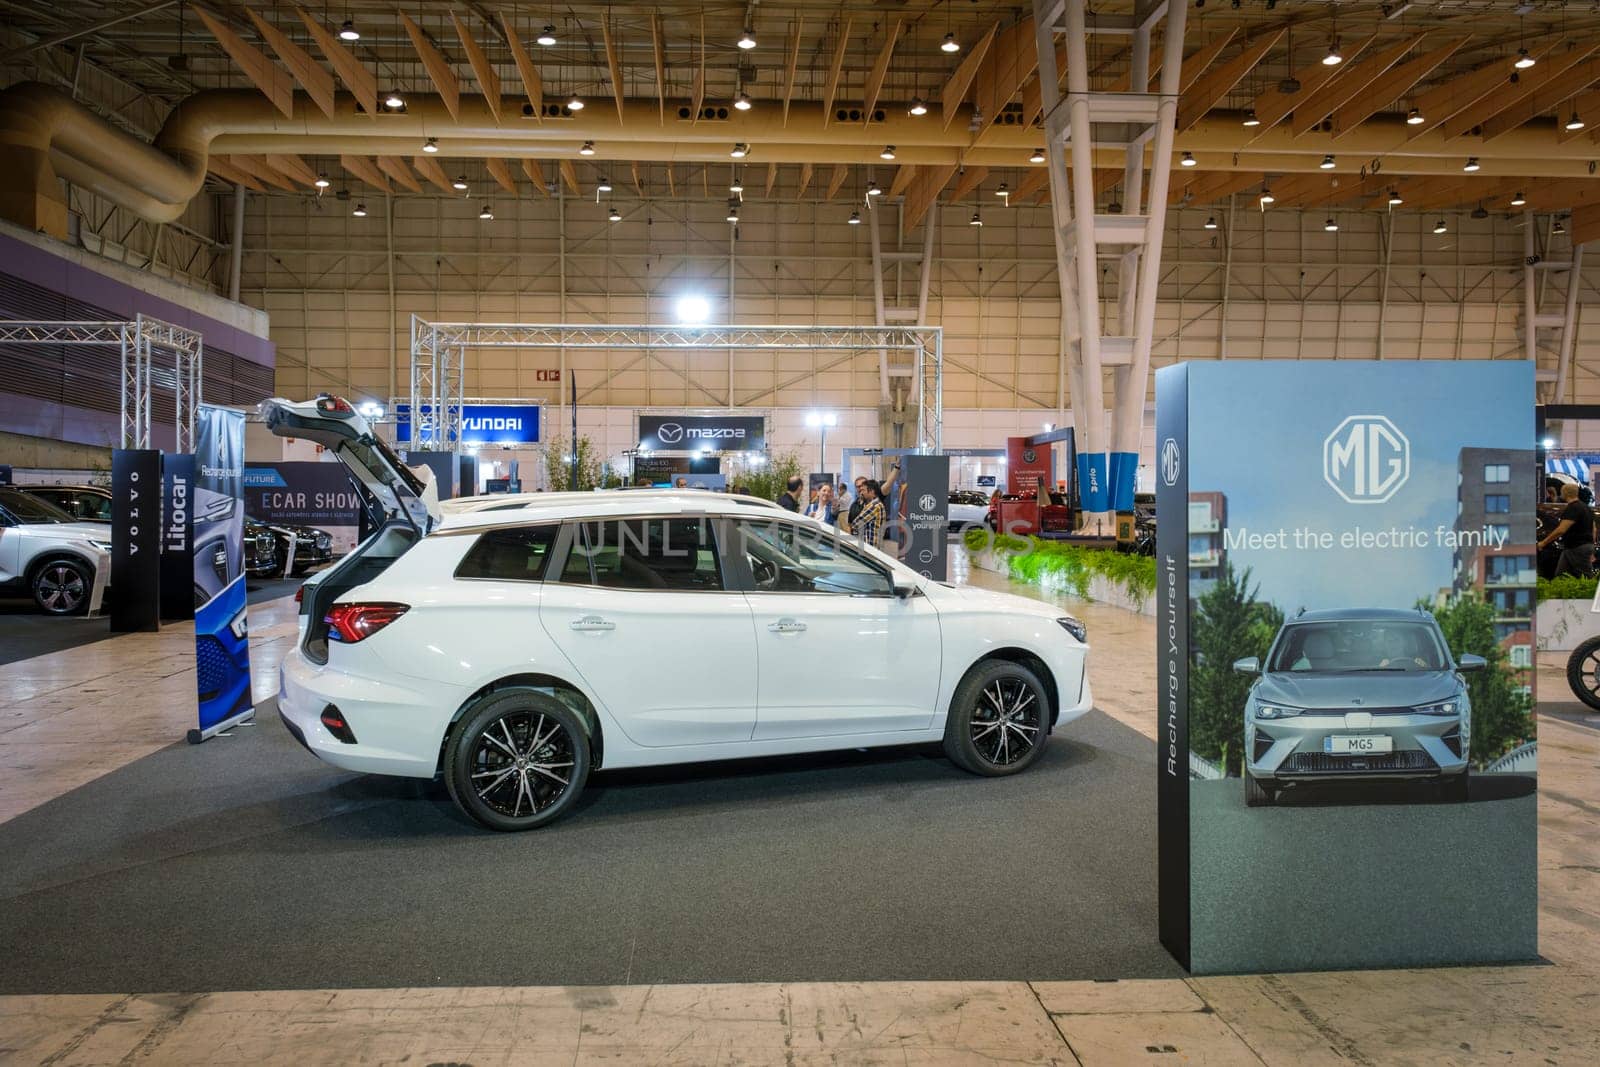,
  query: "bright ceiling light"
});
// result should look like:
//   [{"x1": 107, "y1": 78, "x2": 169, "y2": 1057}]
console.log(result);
[
  {"x1": 351, "y1": 203, "x2": 367, "y2": 217},
  {"x1": 726, "y1": 205, "x2": 740, "y2": 223},
  {"x1": 995, "y1": 183, "x2": 1009, "y2": 198},
  {"x1": 567, "y1": 92, "x2": 584, "y2": 111},
  {"x1": 969, "y1": 211, "x2": 982, "y2": 226},
  {"x1": 1406, "y1": 107, "x2": 1424, "y2": 125},
  {"x1": 881, "y1": 145, "x2": 896, "y2": 160},
  {"x1": 452, "y1": 175, "x2": 468, "y2": 191},
  {"x1": 579, "y1": 140, "x2": 596, "y2": 156},
  {"x1": 384, "y1": 90, "x2": 404, "y2": 110},
  {"x1": 1514, "y1": 48, "x2": 1535, "y2": 69},
  {"x1": 737, "y1": 27, "x2": 757, "y2": 50},
  {"x1": 909, "y1": 98, "x2": 928, "y2": 116},
  {"x1": 848, "y1": 210, "x2": 861, "y2": 225},
  {"x1": 609, "y1": 206, "x2": 622, "y2": 222},
  {"x1": 675, "y1": 294, "x2": 712, "y2": 325},
  {"x1": 1320, "y1": 154, "x2": 1336, "y2": 170},
  {"x1": 1388, "y1": 190, "x2": 1403, "y2": 206},
  {"x1": 422, "y1": 137, "x2": 439, "y2": 153},
  {"x1": 1554, "y1": 218, "x2": 1567, "y2": 235},
  {"x1": 1433, "y1": 218, "x2": 1447, "y2": 234},
  {"x1": 942, "y1": 32, "x2": 961, "y2": 53},
  {"x1": 1203, "y1": 216, "x2": 1218, "y2": 230},
  {"x1": 1463, "y1": 156, "x2": 1480, "y2": 172},
  {"x1": 730, "y1": 176, "x2": 744, "y2": 194},
  {"x1": 1324, "y1": 218, "x2": 1339, "y2": 232},
  {"x1": 536, "y1": 25, "x2": 557, "y2": 47},
  {"x1": 478, "y1": 205, "x2": 494, "y2": 220},
  {"x1": 338, "y1": 19, "x2": 359, "y2": 42},
  {"x1": 1322, "y1": 39, "x2": 1343, "y2": 66},
  {"x1": 1259, "y1": 187, "x2": 1275, "y2": 205},
  {"x1": 597, "y1": 177, "x2": 613, "y2": 192},
  {"x1": 314, "y1": 174, "x2": 330, "y2": 189},
  {"x1": 733, "y1": 92, "x2": 753, "y2": 111},
  {"x1": 1030, "y1": 148, "x2": 1046, "y2": 163},
  {"x1": 730, "y1": 143, "x2": 749, "y2": 158},
  {"x1": 1241, "y1": 108, "x2": 1261, "y2": 127},
  {"x1": 866, "y1": 179, "x2": 883, "y2": 196},
  {"x1": 1181, "y1": 151, "x2": 1197, "y2": 167},
  {"x1": 1566, "y1": 111, "x2": 1586, "y2": 131},
  {"x1": 1511, "y1": 190, "x2": 1527, "y2": 206}
]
